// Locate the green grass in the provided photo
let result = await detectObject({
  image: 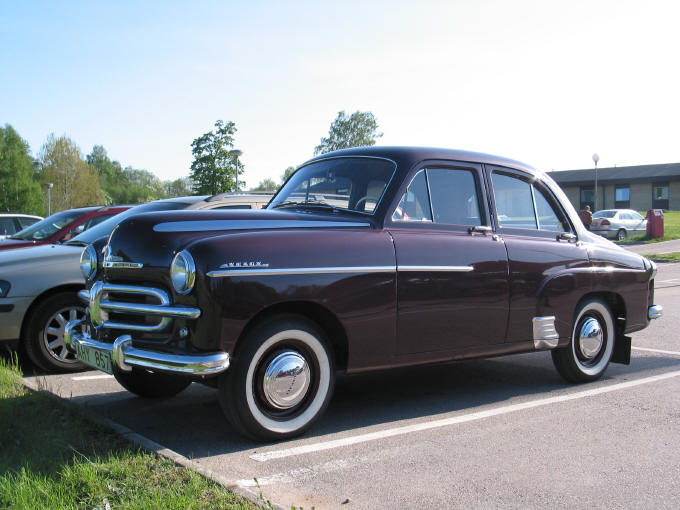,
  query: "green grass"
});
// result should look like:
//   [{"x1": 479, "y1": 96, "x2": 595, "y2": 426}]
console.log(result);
[
  {"x1": 645, "y1": 252, "x2": 680, "y2": 263},
  {"x1": 0, "y1": 355, "x2": 258, "y2": 510},
  {"x1": 617, "y1": 210, "x2": 680, "y2": 243}
]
